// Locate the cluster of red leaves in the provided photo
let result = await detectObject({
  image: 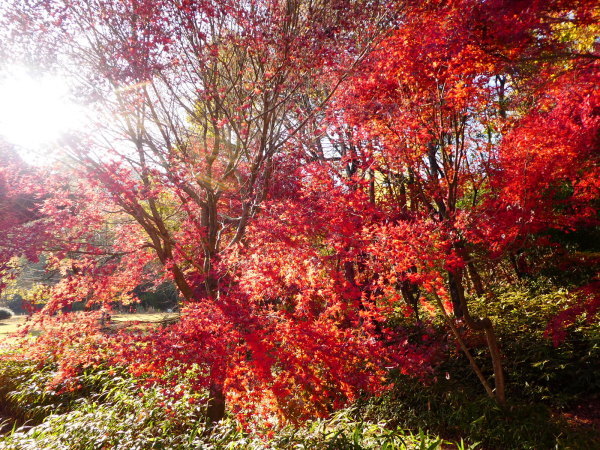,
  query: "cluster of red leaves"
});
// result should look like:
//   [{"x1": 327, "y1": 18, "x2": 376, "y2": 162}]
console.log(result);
[
  {"x1": 109, "y1": 299, "x2": 392, "y2": 424},
  {"x1": 10, "y1": 311, "x2": 111, "y2": 392},
  {"x1": 545, "y1": 282, "x2": 600, "y2": 347},
  {"x1": 0, "y1": 143, "x2": 48, "y2": 288},
  {"x1": 479, "y1": 66, "x2": 600, "y2": 253}
]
